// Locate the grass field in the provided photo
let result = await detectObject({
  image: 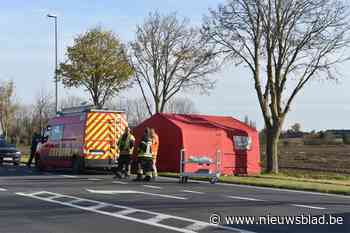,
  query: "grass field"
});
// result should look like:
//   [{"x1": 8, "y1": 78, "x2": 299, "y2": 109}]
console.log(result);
[
  {"x1": 278, "y1": 143, "x2": 350, "y2": 174},
  {"x1": 160, "y1": 172, "x2": 350, "y2": 196}
]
